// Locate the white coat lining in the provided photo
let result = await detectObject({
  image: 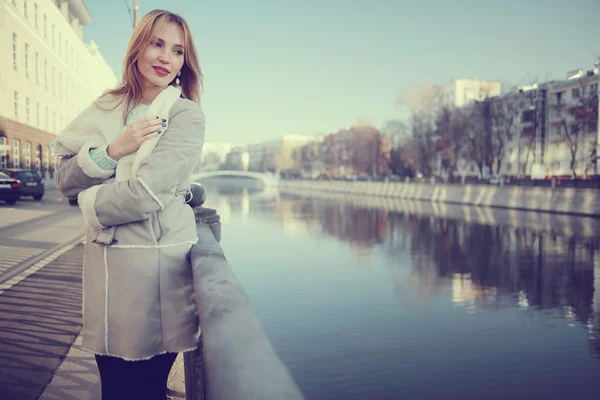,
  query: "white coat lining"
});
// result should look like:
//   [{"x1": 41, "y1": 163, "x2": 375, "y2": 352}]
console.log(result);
[
  {"x1": 80, "y1": 345, "x2": 199, "y2": 362},
  {"x1": 109, "y1": 238, "x2": 198, "y2": 249},
  {"x1": 104, "y1": 246, "x2": 109, "y2": 353}
]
